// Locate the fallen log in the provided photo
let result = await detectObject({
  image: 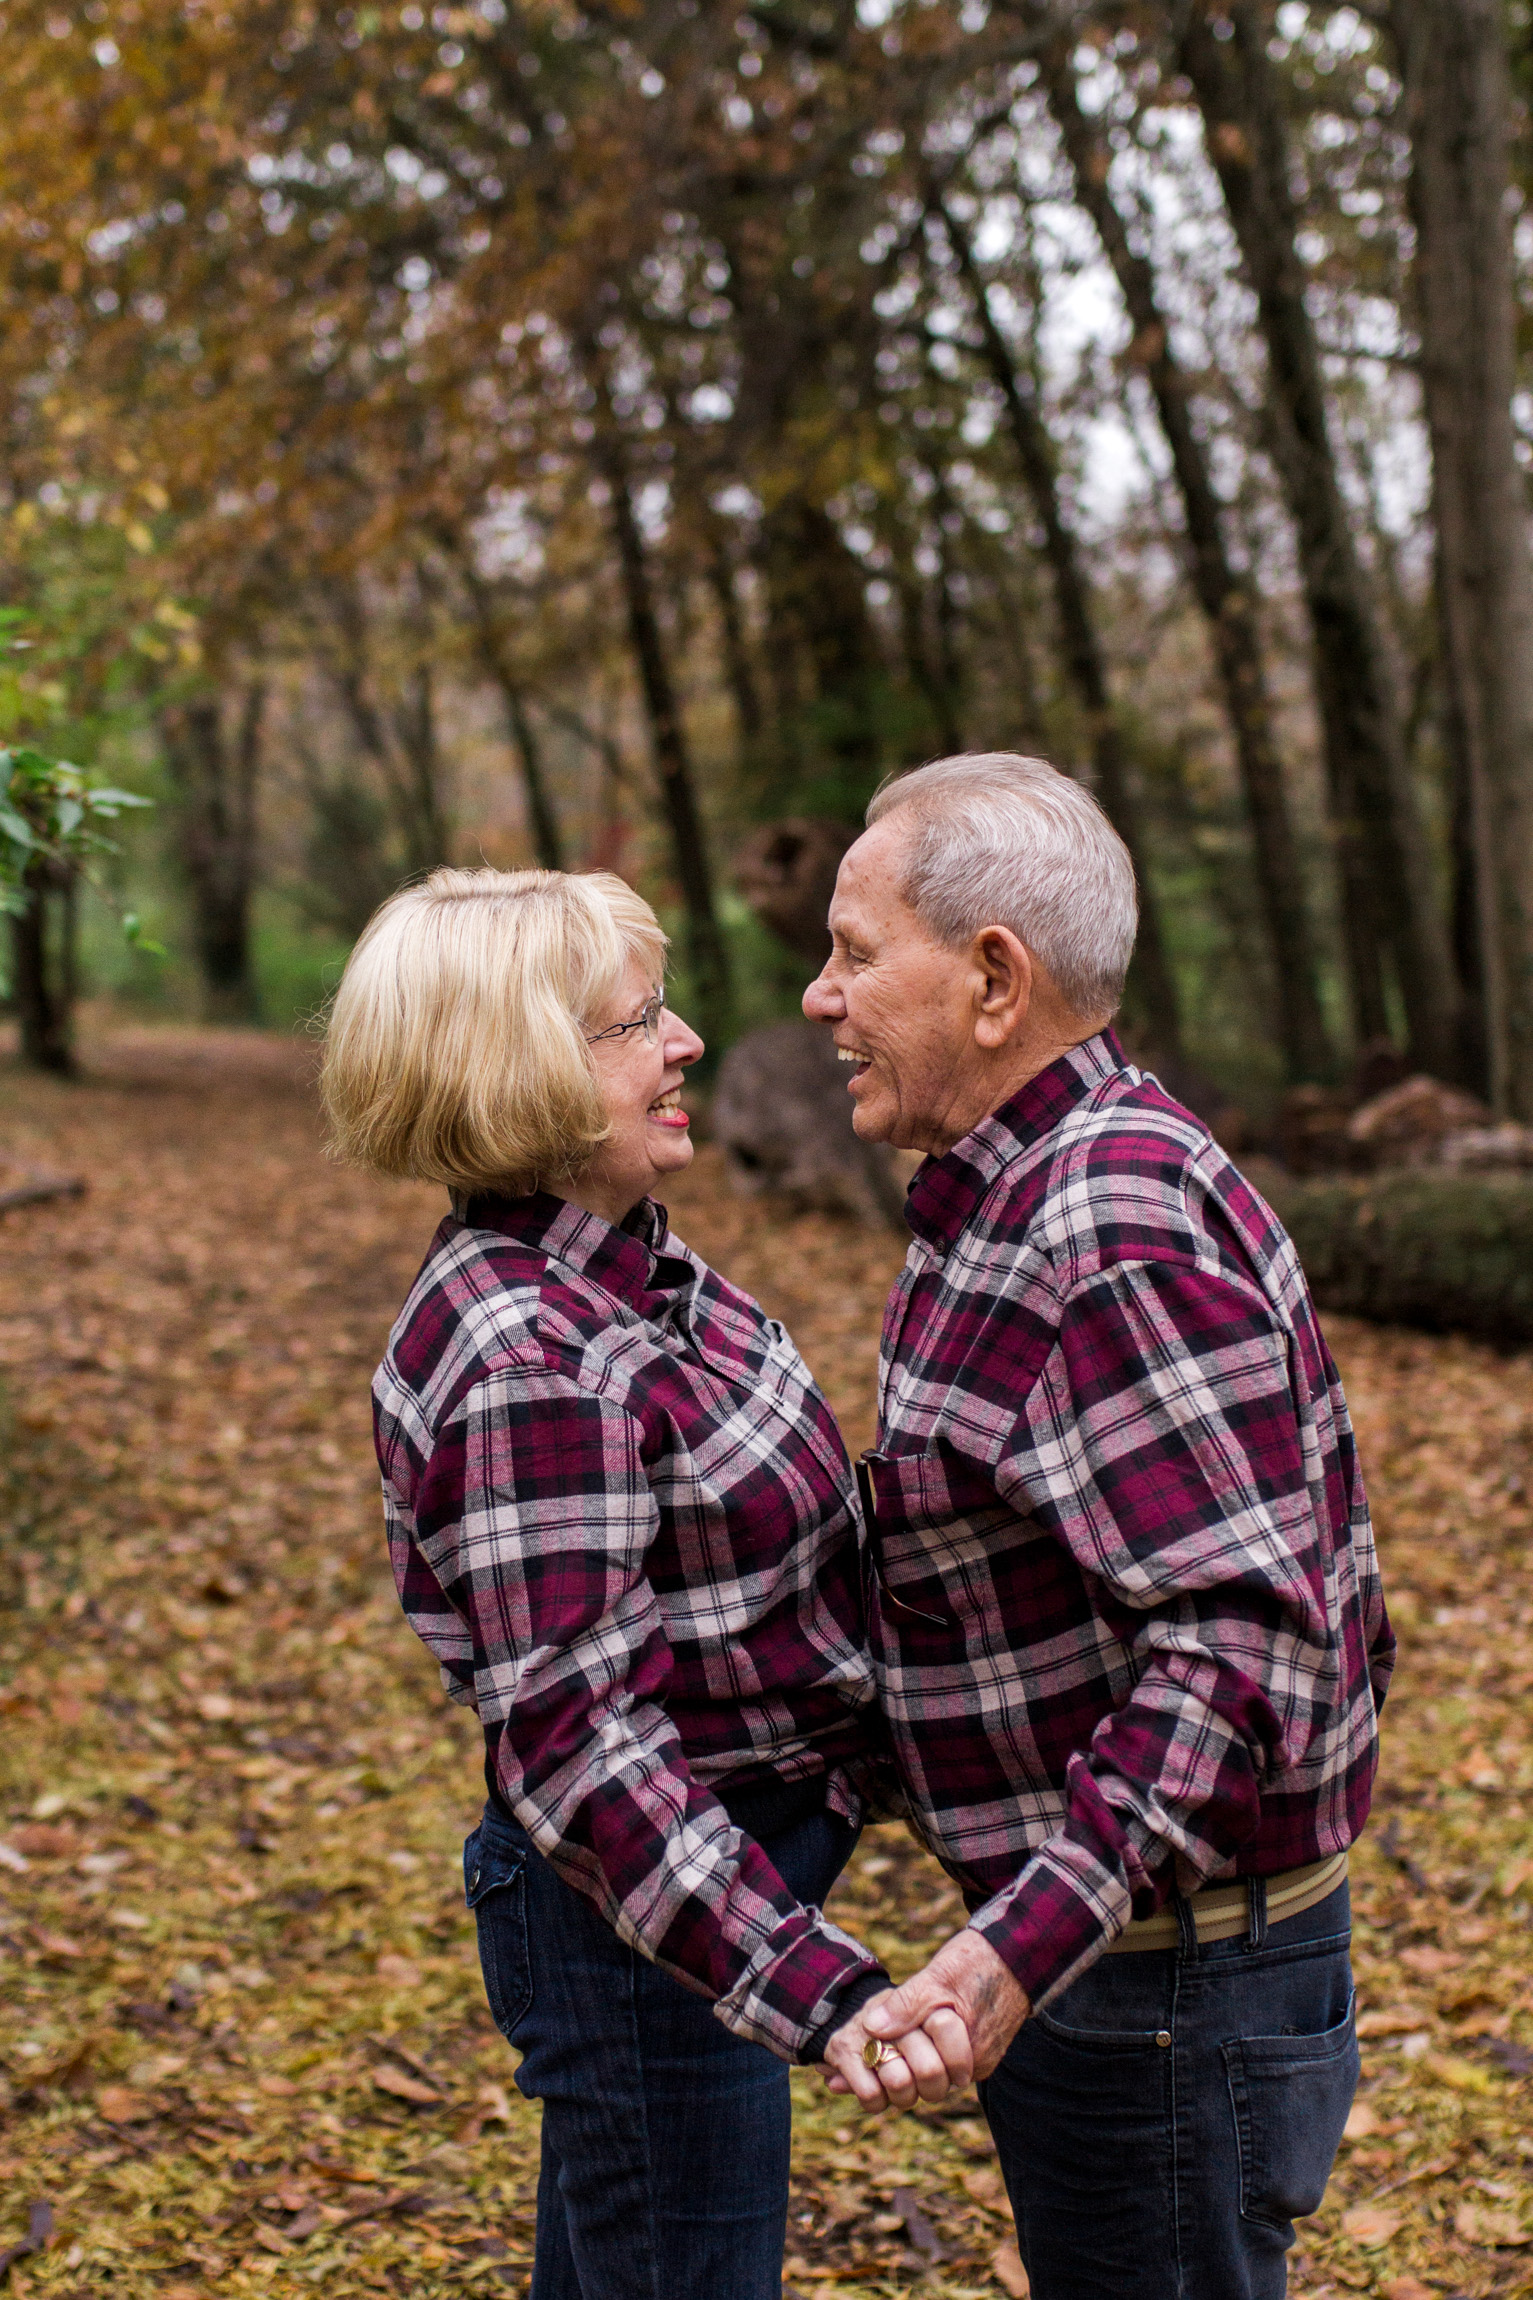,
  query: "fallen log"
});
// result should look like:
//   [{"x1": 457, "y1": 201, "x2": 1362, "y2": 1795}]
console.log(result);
[
  {"x1": 1265, "y1": 1171, "x2": 1533, "y2": 1345},
  {"x1": 0, "y1": 1168, "x2": 87, "y2": 1214}
]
